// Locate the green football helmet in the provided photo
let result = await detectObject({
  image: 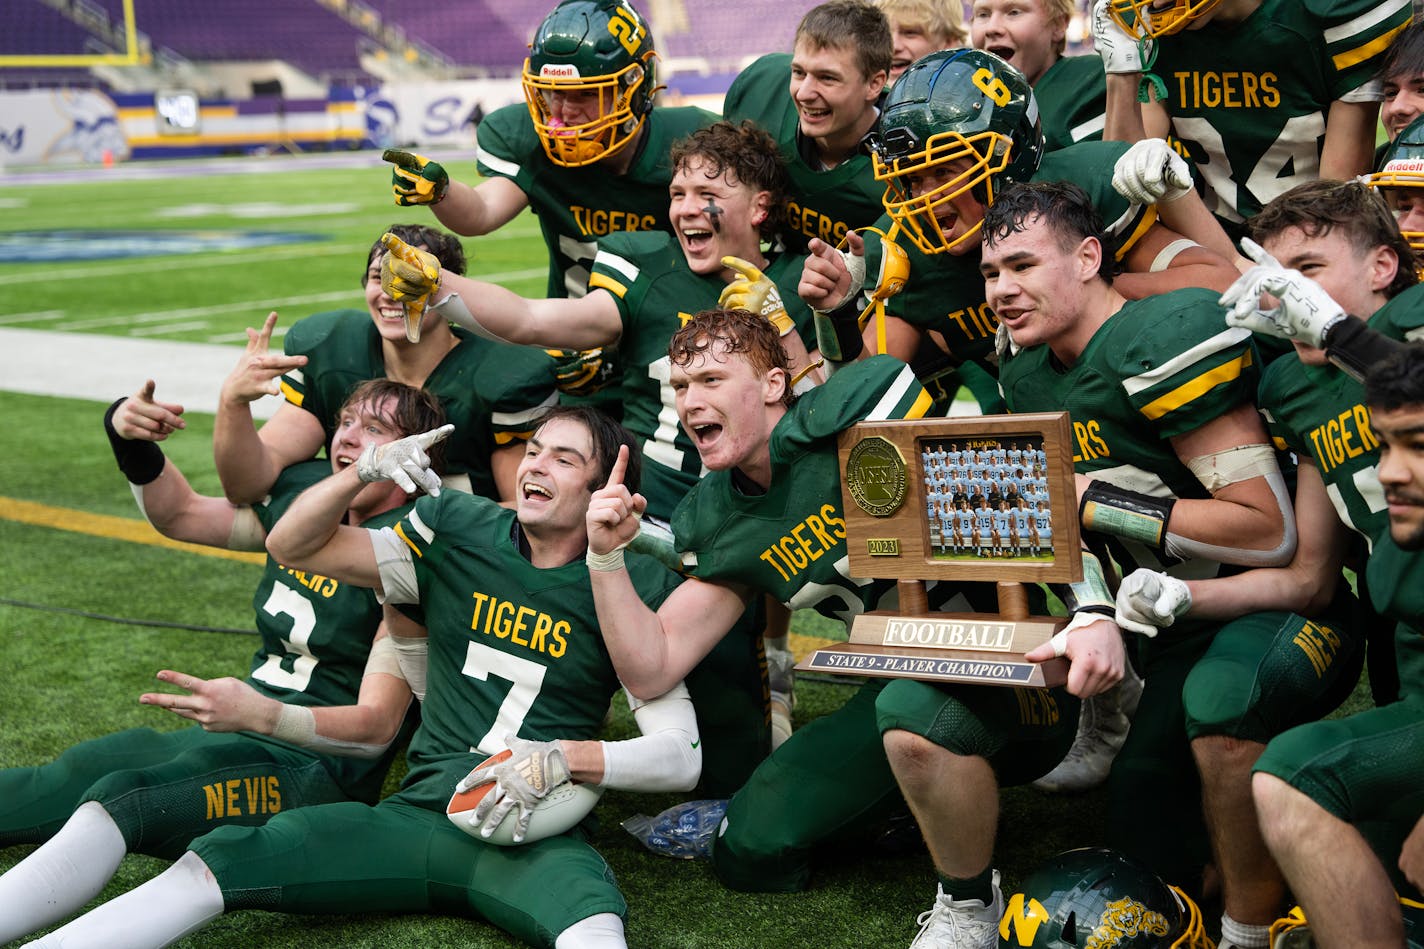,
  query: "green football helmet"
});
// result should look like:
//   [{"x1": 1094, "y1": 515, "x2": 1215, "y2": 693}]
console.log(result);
[
  {"x1": 1365, "y1": 114, "x2": 1424, "y2": 256},
  {"x1": 522, "y1": 0, "x2": 658, "y2": 167},
  {"x1": 1107, "y1": 0, "x2": 1225, "y2": 40},
  {"x1": 998, "y1": 848, "x2": 1213, "y2": 949},
  {"x1": 869, "y1": 49, "x2": 1044, "y2": 255}
]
